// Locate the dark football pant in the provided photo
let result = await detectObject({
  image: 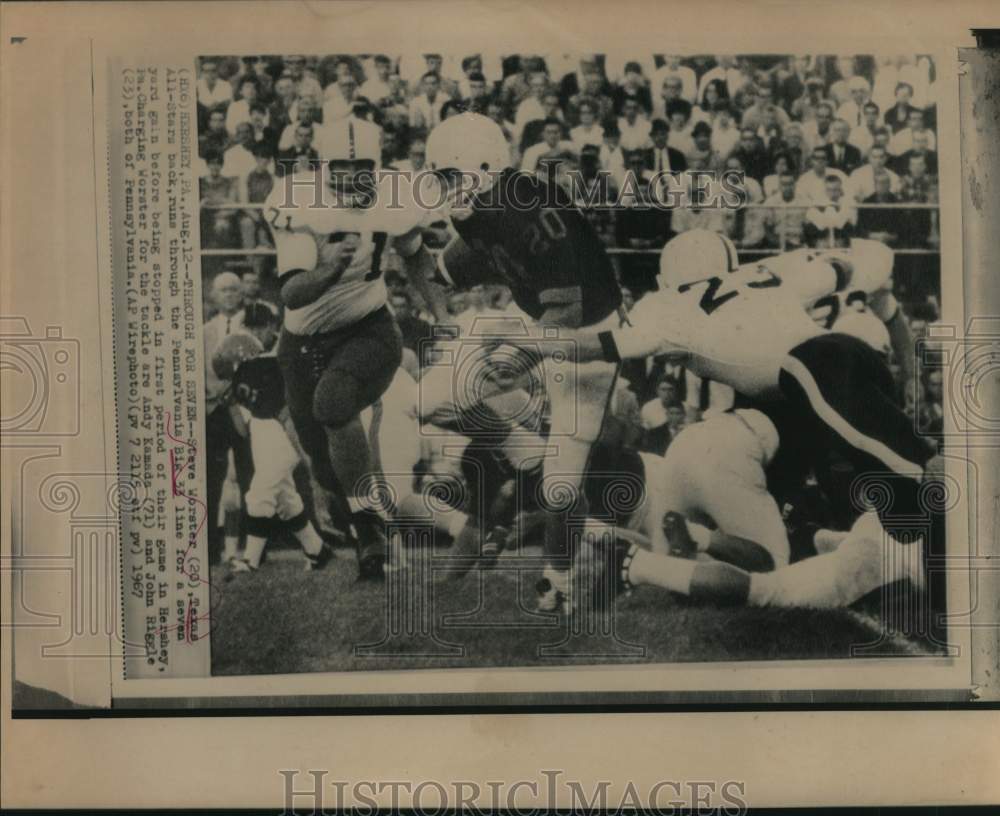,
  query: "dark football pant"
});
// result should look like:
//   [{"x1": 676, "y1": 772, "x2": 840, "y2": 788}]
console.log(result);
[
  {"x1": 276, "y1": 306, "x2": 403, "y2": 496},
  {"x1": 205, "y1": 403, "x2": 254, "y2": 564},
  {"x1": 779, "y1": 333, "x2": 935, "y2": 526}
]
